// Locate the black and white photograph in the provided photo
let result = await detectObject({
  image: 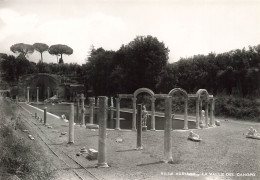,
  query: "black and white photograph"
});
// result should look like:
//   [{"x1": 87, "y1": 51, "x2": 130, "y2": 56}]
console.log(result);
[{"x1": 0, "y1": 0, "x2": 259, "y2": 179}]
